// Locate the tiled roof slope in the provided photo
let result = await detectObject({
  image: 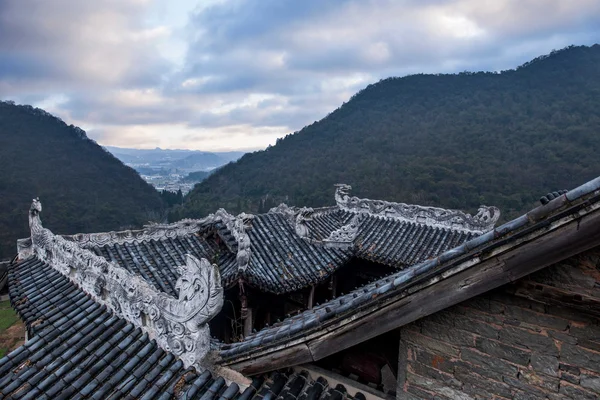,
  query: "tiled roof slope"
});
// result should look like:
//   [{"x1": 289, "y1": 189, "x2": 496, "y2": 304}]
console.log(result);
[
  {"x1": 302, "y1": 209, "x2": 355, "y2": 241},
  {"x1": 2, "y1": 256, "x2": 365, "y2": 400},
  {"x1": 65, "y1": 192, "x2": 491, "y2": 296},
  {"x1": 291, "y1": 207, "x2": 478, "y2": 267},
  {"x1": 353, "y1": 214, "x2": 476, "y2": 267},
  {"x1": 219, "y1": 176, "x2": 600, "y2": 362},
  {"x1": 91, "y1": 234, "x2": 213, "y2": 297},
  {"x1": 242, "y1": 213, "x2": 352, "y2": 293},
  {"x1": 90, "y1": 234, "x2": 238, "y2": 297}
]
